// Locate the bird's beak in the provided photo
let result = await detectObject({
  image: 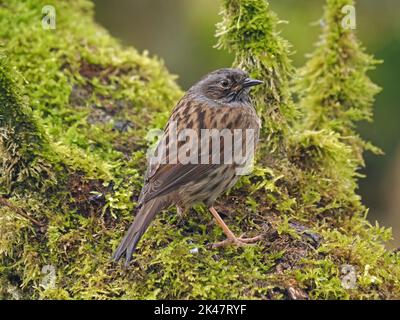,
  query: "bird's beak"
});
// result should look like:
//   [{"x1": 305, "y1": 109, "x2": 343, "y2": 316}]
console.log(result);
[{"x1": 242, "y1": 77, "x2": 264, "y2": 88}]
